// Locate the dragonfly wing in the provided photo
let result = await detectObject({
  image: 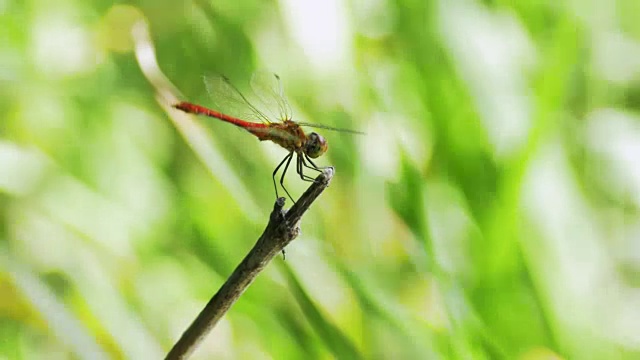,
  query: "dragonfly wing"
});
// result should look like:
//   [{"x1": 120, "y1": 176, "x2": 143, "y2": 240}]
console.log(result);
[
  {"x1": 297, "y1": 122, "x2": 366, "y2": 135},
  {"x1": 250, "y1": 71, "x2": 294, "y2": 122},
  {"x1": 244, "y1": 125, "x2": 299, "y2": 143},
  {"x1": 204, "y1": 74, "x2": 273, "y2": 124}
]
